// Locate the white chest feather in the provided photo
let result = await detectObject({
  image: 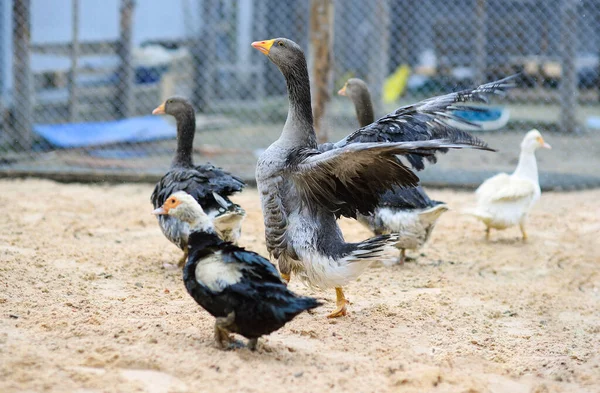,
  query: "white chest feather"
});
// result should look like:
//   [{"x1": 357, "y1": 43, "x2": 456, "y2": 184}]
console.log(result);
[{"x1": 195, "y1": 252, "x2": 243, "y2": 292}]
